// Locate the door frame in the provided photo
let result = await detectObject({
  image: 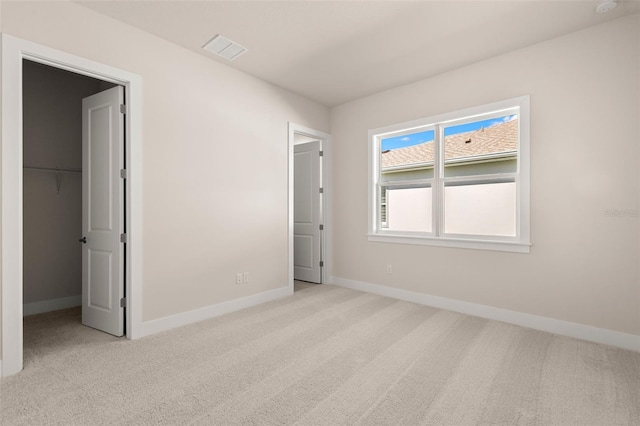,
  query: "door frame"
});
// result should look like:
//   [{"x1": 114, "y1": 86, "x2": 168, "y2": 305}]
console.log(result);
[
  {"x1": 288, "y1": 123, "x2": 331, "y2": 292},
  {"x1": 1, "y1": 34, "x2": 143, "y2": 377}
]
